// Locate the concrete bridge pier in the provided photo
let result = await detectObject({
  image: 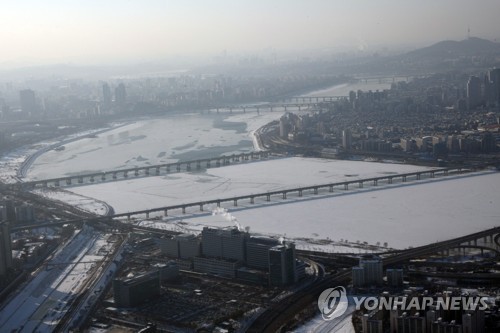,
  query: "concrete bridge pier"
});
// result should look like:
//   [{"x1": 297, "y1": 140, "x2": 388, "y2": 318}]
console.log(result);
[
  {"x1": 217, "y1": 201, "x2": 221, "y2": 208},
  {"x1": 186, "y1": 163, "x2": 191, "y2": 171},
  {"x1": 176, "y1": 164, "x2": 180, "y2": 172},
  {"x1": 66, "y1": 179, "x2": 72, "y2": 185},
  {"x1": 78, "y1": 177, "x2": 83, "y2": 184},
  {"x1": 113, "y1": 173, "x2": 117, "y2": 179},
  {"x1": 344, "y1": 184, "x2": 348, "y2": 190},
  {"x1": 182, "y1": 207, "x2": 186, "y2": 214},
  {"x1": 55, "y1": 180, "x2": 60, "y2": 187},
  {"x1": 145, "y1": 169, "x2": 150, "y2": 175},
  {"x1": 282, "y1": 192, "x2": 287, "y2": 199},
  {"x1": 266, "y1": 194, "x2": 270, "y2": 201},
  {"x1": 431, "y1": 172, "x2": 435, "y2": 178},
  {"x1": 359, "y1": 182, "x2": 364, "y2": 188},
  {"x1": 196, "y1": 161, "x2": 201, "y2": 170},
  {"x1": 329, "y1": 185, "x2": 334, "y2": 193},
  {"x1": 164, "y1": 209, "x2": 168, "y2": 216},
  {"x1": 234, "y1": 199, "x2": 238, "y2": 206},
  {"x1": 313, "y1": 187, "x2": 318, "y2": 194},
  {"x1": 90, "y1": 176, "x2": 94, "y2": 182},
  {"x1": 444, "y1": 170, "x2": 448, "y2": 176},
  {"x1": 200, "y1": 204, "x2": 203, "y2": 211},
  {"x1": 166, "y1": 165, "x2": 170, "y2": 173},
  {"x1": 146, "y1": 212, "x2": 149, "y2": 219},
  {"x1": 206, "y1": 160, "x2": 211, "y2": 168},
  {"x1": 298, "y1": 190, "x2": 303, "y2": 197},
  {"x1": 388, "y1": 177, "x2": 393, "y2": 184},
  {"x1": 416, "y1": 173, "x2": 421, "y2": 180},
  {"x1": 402, "y1": 176, "x2": 407, "y2": 182},
  {"x1": 250, "y1": 197, "x2": 254, "y2": 204},
  {"x1": 156, "y1": 167, "x2": 160, "y2": 175},
  {"x1": 216, "y1": 160, "x2": 221, "y2": 167},
  {"x1": 124, "y1": 171, "x2": 128, "y2": 178},
  {"x1": 134, "y1": 169, "x2": 139, "y2": 176},
  {"x1": 373, "y1": 180, "x2": 377, "y2": 186},
  {"x1": 101, "y1": 174, "x2": 106, "y2": 181}
]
